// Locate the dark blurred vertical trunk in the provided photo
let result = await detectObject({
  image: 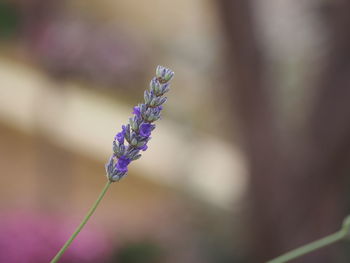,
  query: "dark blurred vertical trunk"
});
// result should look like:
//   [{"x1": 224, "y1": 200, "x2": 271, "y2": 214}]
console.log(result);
[
  {"x1": 218, "y1": 0, "x2": 350, "y2": 262},
  {"x1": 217, "y1": 0, "x2": 286, "y2": 260},
  {"x1": 300, "y1": 1, "x2": 350, "y2": 260}
]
